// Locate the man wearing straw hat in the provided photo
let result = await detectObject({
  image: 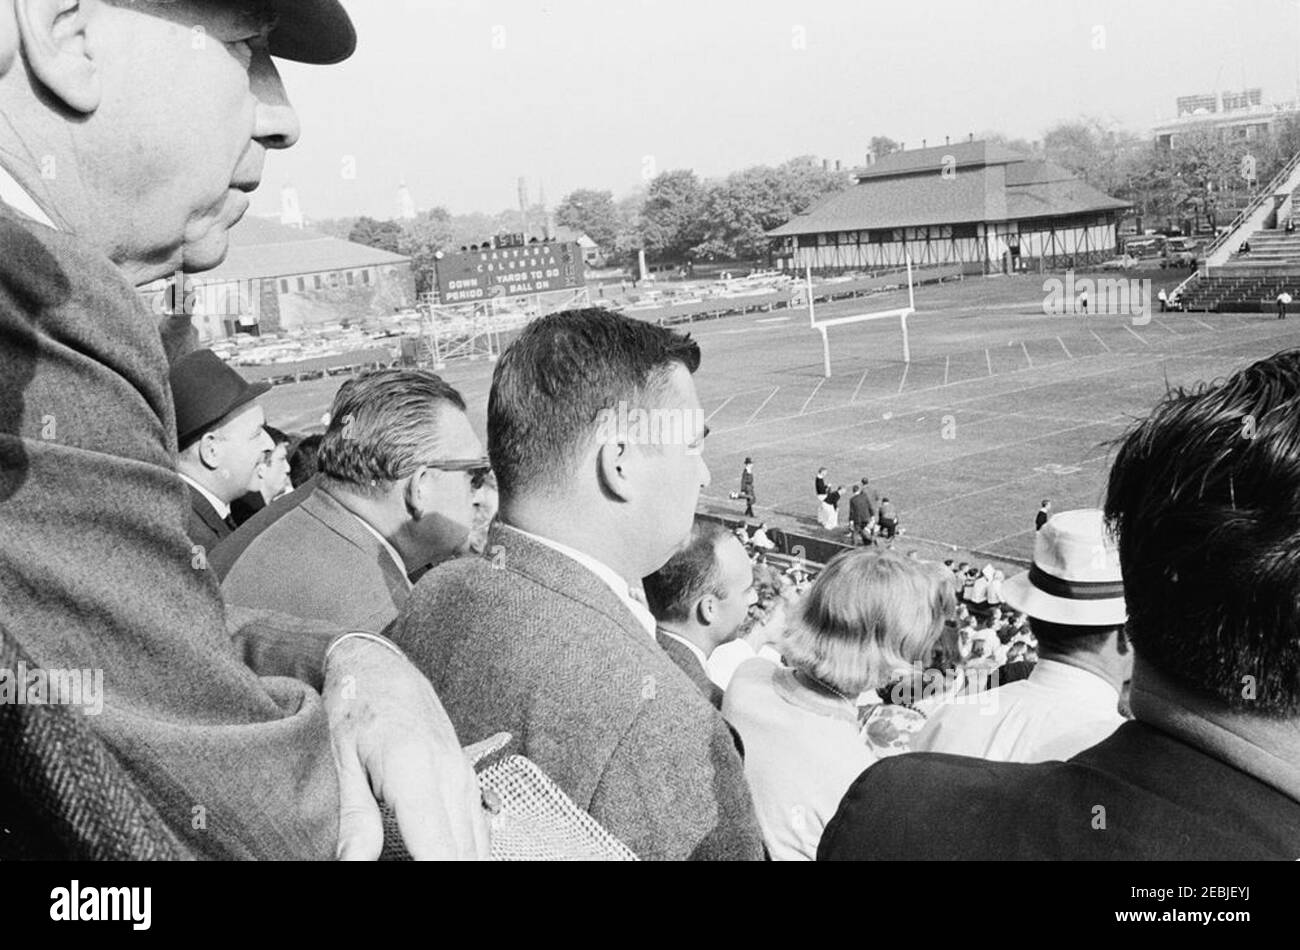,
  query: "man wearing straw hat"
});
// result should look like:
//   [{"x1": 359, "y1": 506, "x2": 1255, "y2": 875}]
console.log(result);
[
  {"x1": 820, "y1": 351, "x2": 1300, "y2": 860},
  {"x1": 912, "y1": 509, "x2": 1130, "y2": 763}
]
